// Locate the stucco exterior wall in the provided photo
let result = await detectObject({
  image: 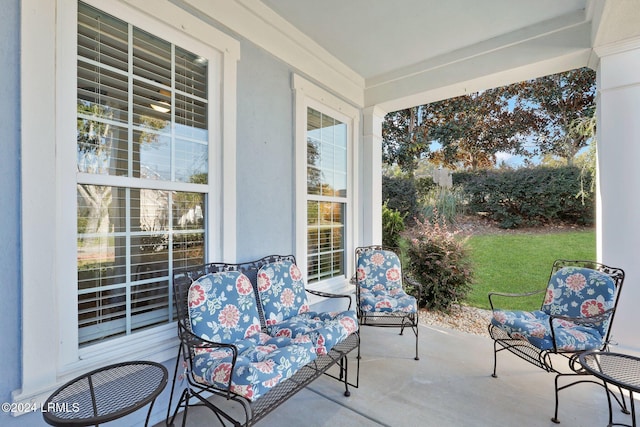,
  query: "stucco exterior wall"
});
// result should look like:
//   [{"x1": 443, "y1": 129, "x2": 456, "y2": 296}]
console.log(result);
[
  {"x1": 0, "y1": 0, "x2": 23, "y2": 425},
  {"x1": 236, "y1": 39, "x2": 296, "y2": 260}
]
